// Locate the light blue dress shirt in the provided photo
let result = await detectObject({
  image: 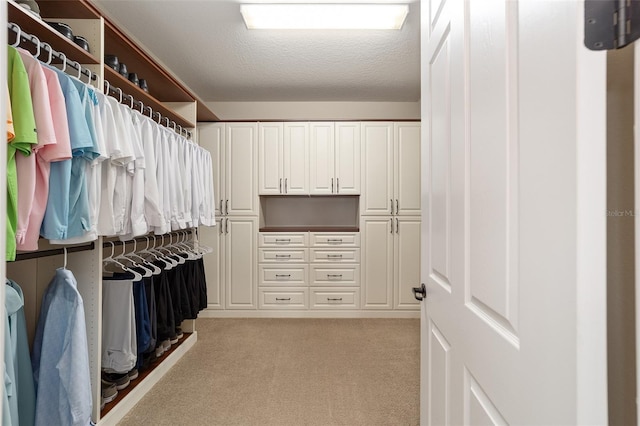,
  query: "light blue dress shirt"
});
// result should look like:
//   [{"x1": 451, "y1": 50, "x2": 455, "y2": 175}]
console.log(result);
[
  {"x1": 31, "y1": 268, "x2": 92, "y2": 426},
  {"x1": 4, "y1": 280, "x2": 36, "y2": 426}
]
